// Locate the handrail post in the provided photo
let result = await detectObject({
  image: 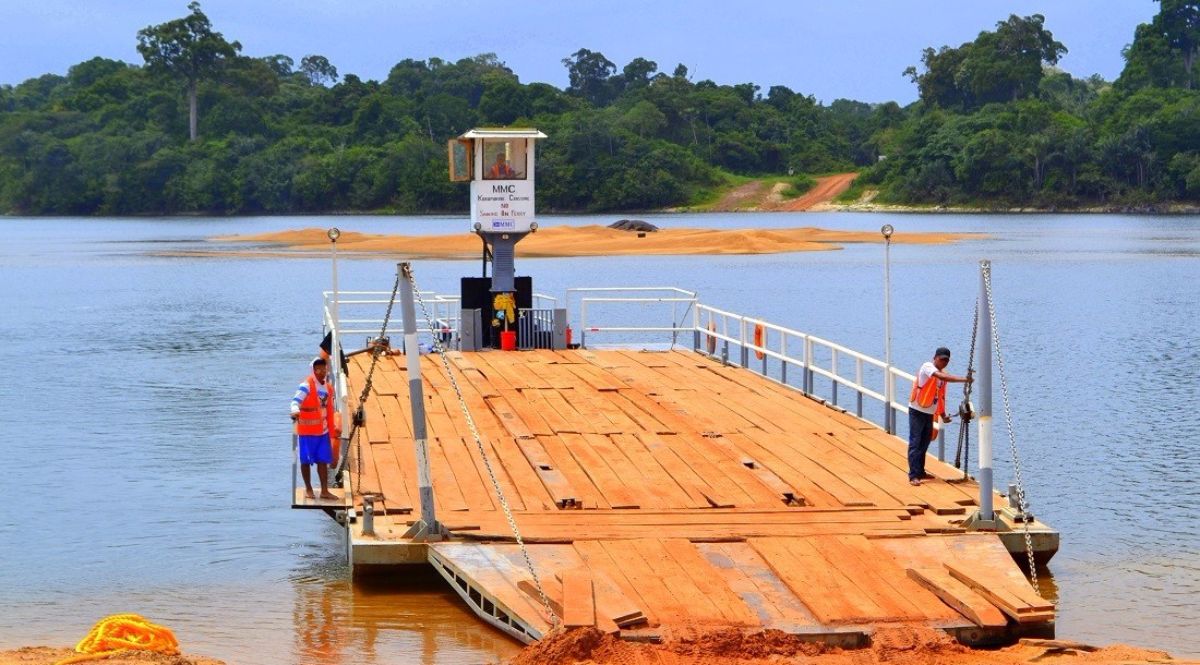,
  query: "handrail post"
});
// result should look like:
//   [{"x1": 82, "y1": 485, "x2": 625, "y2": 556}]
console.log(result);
[
  {"x1": 977, "y1": 260, "x2": 995, "y2": 523},
  {"x1": 804, "y1": 336, "x2": 814, "y2": 395},
  {"x1": 780, "y1": 335, "x2": 788, "y2": 385},
  {"x1": 740, "y1": 317, "x2": 749, "y2": 367},
  {"x1": 855, "y1": 359, "x2": 864, "y2": 417},
  {"x1": 882, "y1": 225, "x2": 895, "y2": 434},
  {"x1": 398, "y1": 262, "x2": 447, "y2": 542},
  {"x1": 831, "y1": 349, "x2": 839, "y2": 407}
]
